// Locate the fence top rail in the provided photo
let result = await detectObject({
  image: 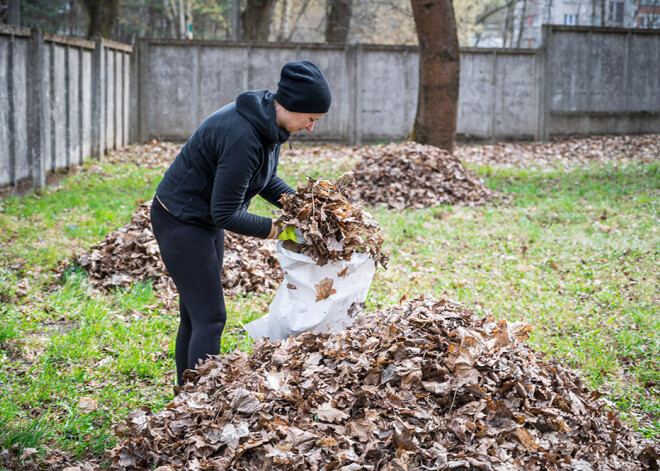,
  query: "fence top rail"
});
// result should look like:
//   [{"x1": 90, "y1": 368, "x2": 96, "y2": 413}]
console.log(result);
[
  {"x1": 141, "y1": 38, "x2": 347, "y2": 51},
  {"x1": 104, "y1": 38, "x2": 133, "y2": 53},
  {"x1": 139, "y1": 38, "x2": 541, "y2": 55},
  {"x1": 544, "y1": 24, "x2": 660, "y2": 35},
  {"x1": 43, "y1": 32, "x2": 95, "y2": 50},
  {"x1": 0, "y1": 23, "x2": 31, "y2": 37},
  {"x1": 460, "y1": 47, "x2": 539, "y2": 54}
]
